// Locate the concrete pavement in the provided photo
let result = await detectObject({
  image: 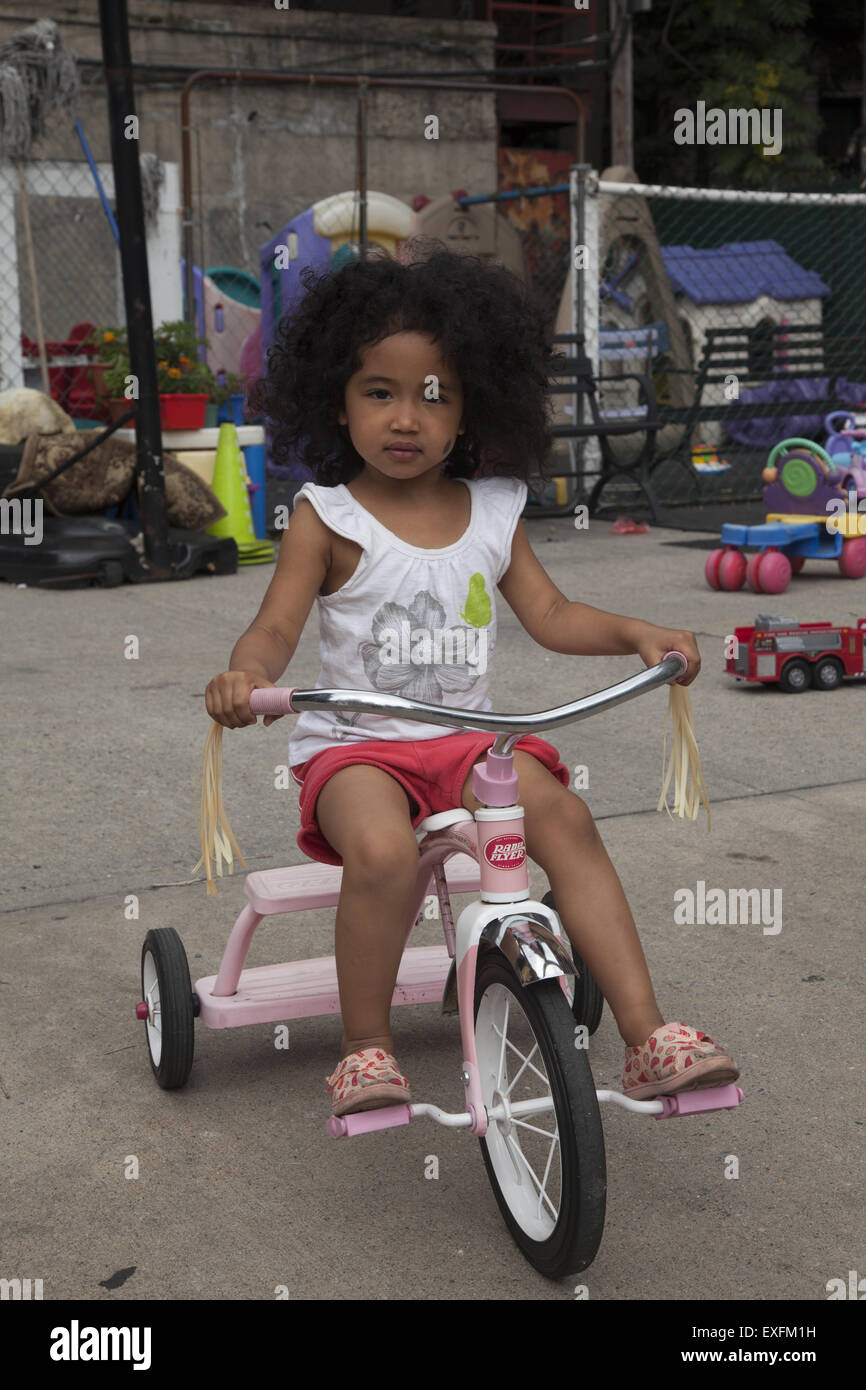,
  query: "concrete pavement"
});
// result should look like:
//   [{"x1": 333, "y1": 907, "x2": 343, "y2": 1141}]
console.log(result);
[{"x1": 2, "y1": 512, "x2": 864, "y2": 1300}]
